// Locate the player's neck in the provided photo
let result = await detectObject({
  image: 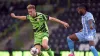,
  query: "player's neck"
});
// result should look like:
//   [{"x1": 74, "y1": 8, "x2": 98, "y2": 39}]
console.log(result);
[{"x1": 83, "y1": 11, "x2": 87, "y2": 16}]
